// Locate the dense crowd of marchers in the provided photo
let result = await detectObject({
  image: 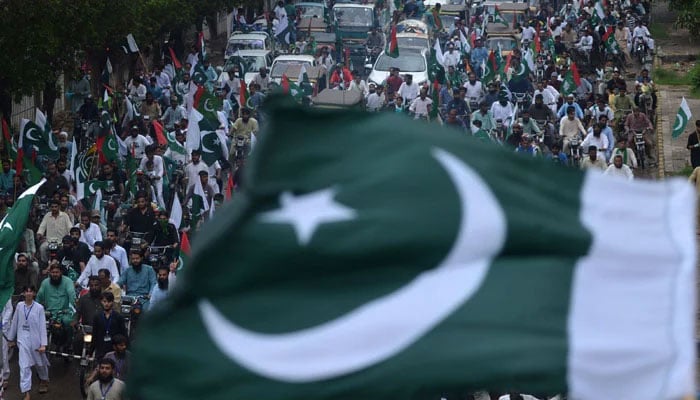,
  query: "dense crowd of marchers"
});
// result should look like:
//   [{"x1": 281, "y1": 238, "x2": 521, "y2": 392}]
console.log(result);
[{"x1": 0, "y1": 0, "x2": 657, "y2": 397}]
